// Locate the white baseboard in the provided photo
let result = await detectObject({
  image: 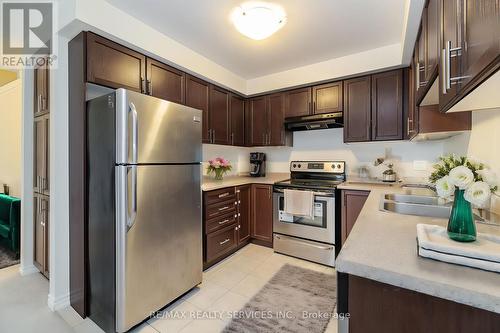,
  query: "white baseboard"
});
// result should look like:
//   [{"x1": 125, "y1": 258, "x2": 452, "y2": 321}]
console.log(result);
[
  {"x1": 48, "y1": 292, "x2": 71, "y2": 311},
  {"x1": 19, "y1": 264, "x2": 39, "y2": 276}
]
